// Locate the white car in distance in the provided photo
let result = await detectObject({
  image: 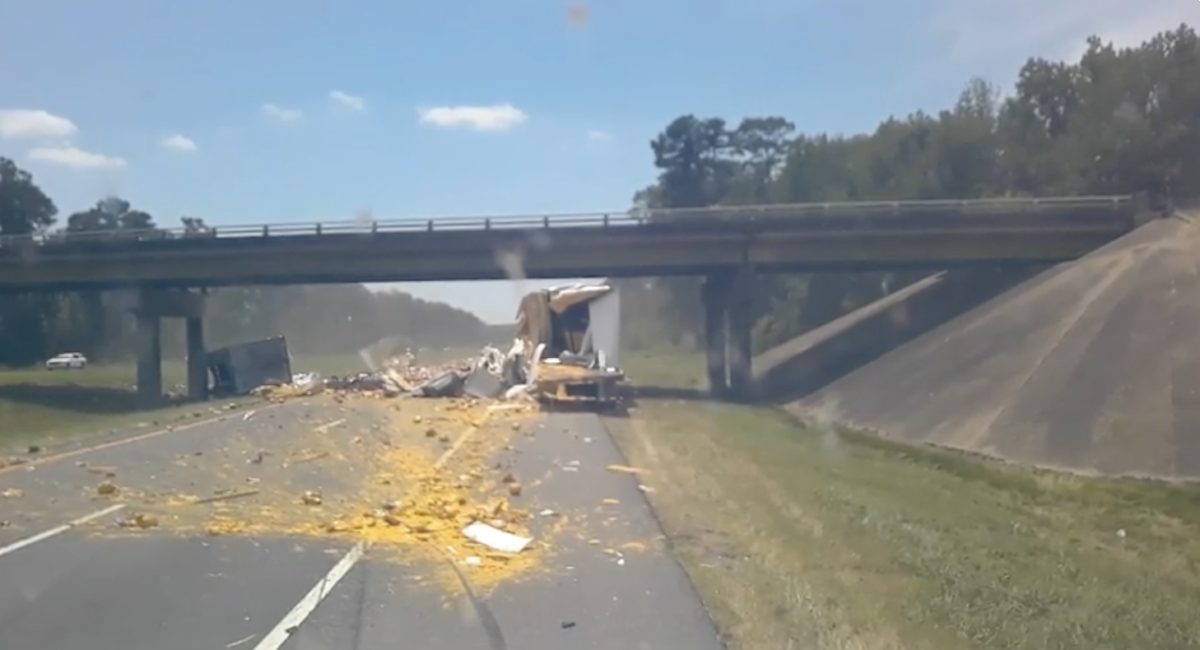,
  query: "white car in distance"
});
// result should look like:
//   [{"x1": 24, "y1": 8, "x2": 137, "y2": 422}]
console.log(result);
[{"x1": 45, "y1": 352, "x2": 88, "y2": 370}]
